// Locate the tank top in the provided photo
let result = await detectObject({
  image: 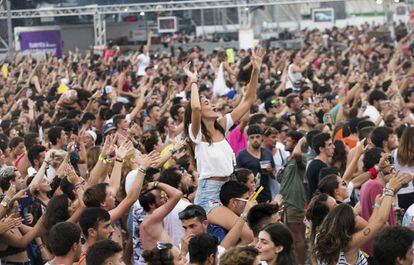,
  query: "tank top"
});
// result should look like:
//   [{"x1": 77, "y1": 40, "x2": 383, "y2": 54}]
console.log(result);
[{"x1": 318, "y1": 250, "x2": 368, "y2": 265}]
